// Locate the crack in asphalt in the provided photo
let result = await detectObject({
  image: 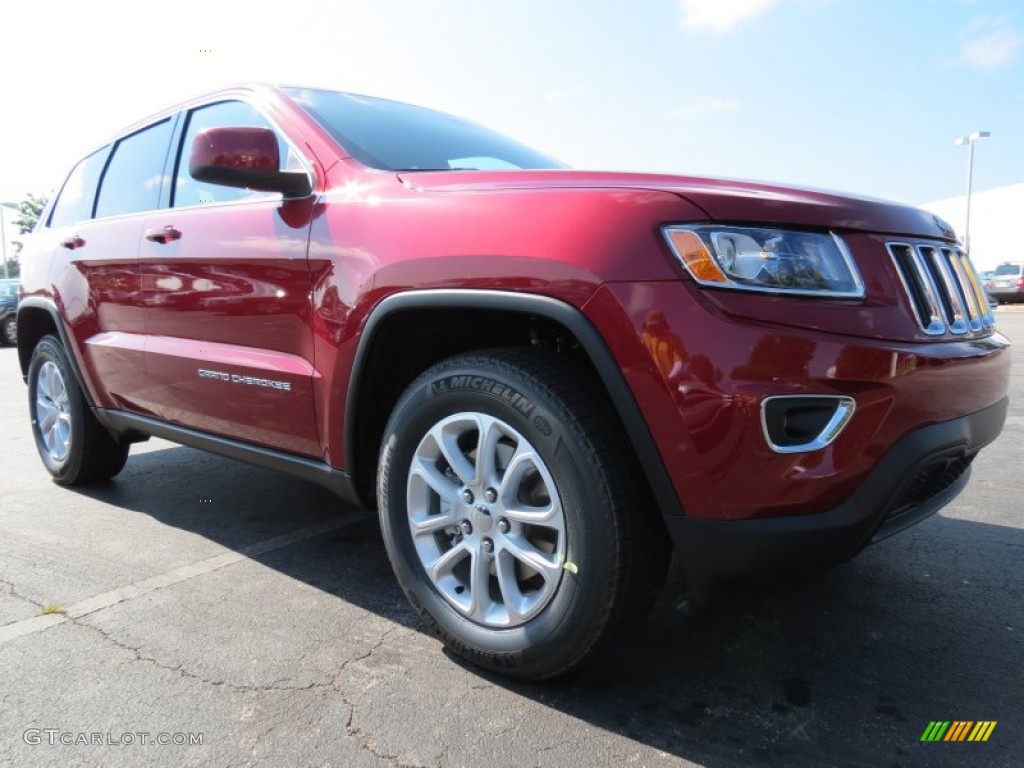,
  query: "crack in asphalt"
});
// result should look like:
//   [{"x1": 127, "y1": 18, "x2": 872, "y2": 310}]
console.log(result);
[
  {"x1": 0, "y1": 577, "x2": 43, "y2": 613},
  {"x1": 333, "y1": 627, "x2": 398, "y2": 689},
  {"x1": 334, "y1": 626, "x2": 431, "y2": 768},
  {"x1": 66, "y1": 613, "x2": 399, "y2": 696},
  {"x1": 80, "y1": 620, "x2": 326, "y2": 692},
  {"x1": 62, "y1": 612, "x2": 426, "y2": 767},
  {"x1": 0, "y1": 562, "x2": 427, "y2": 768}
]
